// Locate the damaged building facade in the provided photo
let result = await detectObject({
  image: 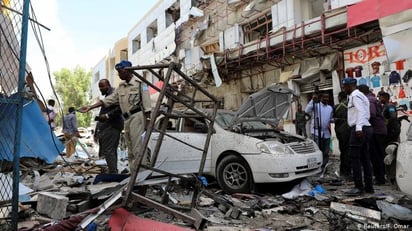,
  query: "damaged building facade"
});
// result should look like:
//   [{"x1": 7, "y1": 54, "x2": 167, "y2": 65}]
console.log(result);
[{"x1": 92, "y1": 0, "x2": 412, "y2": 139}]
